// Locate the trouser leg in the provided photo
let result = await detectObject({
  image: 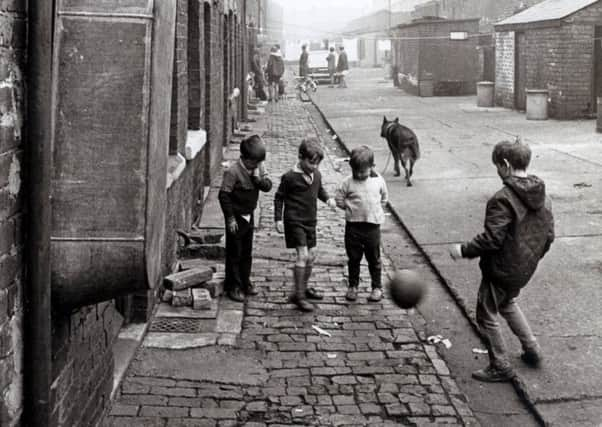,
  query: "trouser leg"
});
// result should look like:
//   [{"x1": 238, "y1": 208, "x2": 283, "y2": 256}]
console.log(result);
[
  {"x1": 239, "y1": 218, "x2": 254, "y2": 289},
  {"x1": 476, "y1": 279, "x2": 511, "y2": 371},
  {"x1": 500, "y1": 297, "x2": 539, "y2": 351},
  {"x1": 225, "y1": 226, "x2": 243, "y2": 293},
  {"x1": 363, "y1": 226, "x2": 382, "y2": 289},
  {"x1": 345, "y1": 223, "x2": 364, "y2": 288}
]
